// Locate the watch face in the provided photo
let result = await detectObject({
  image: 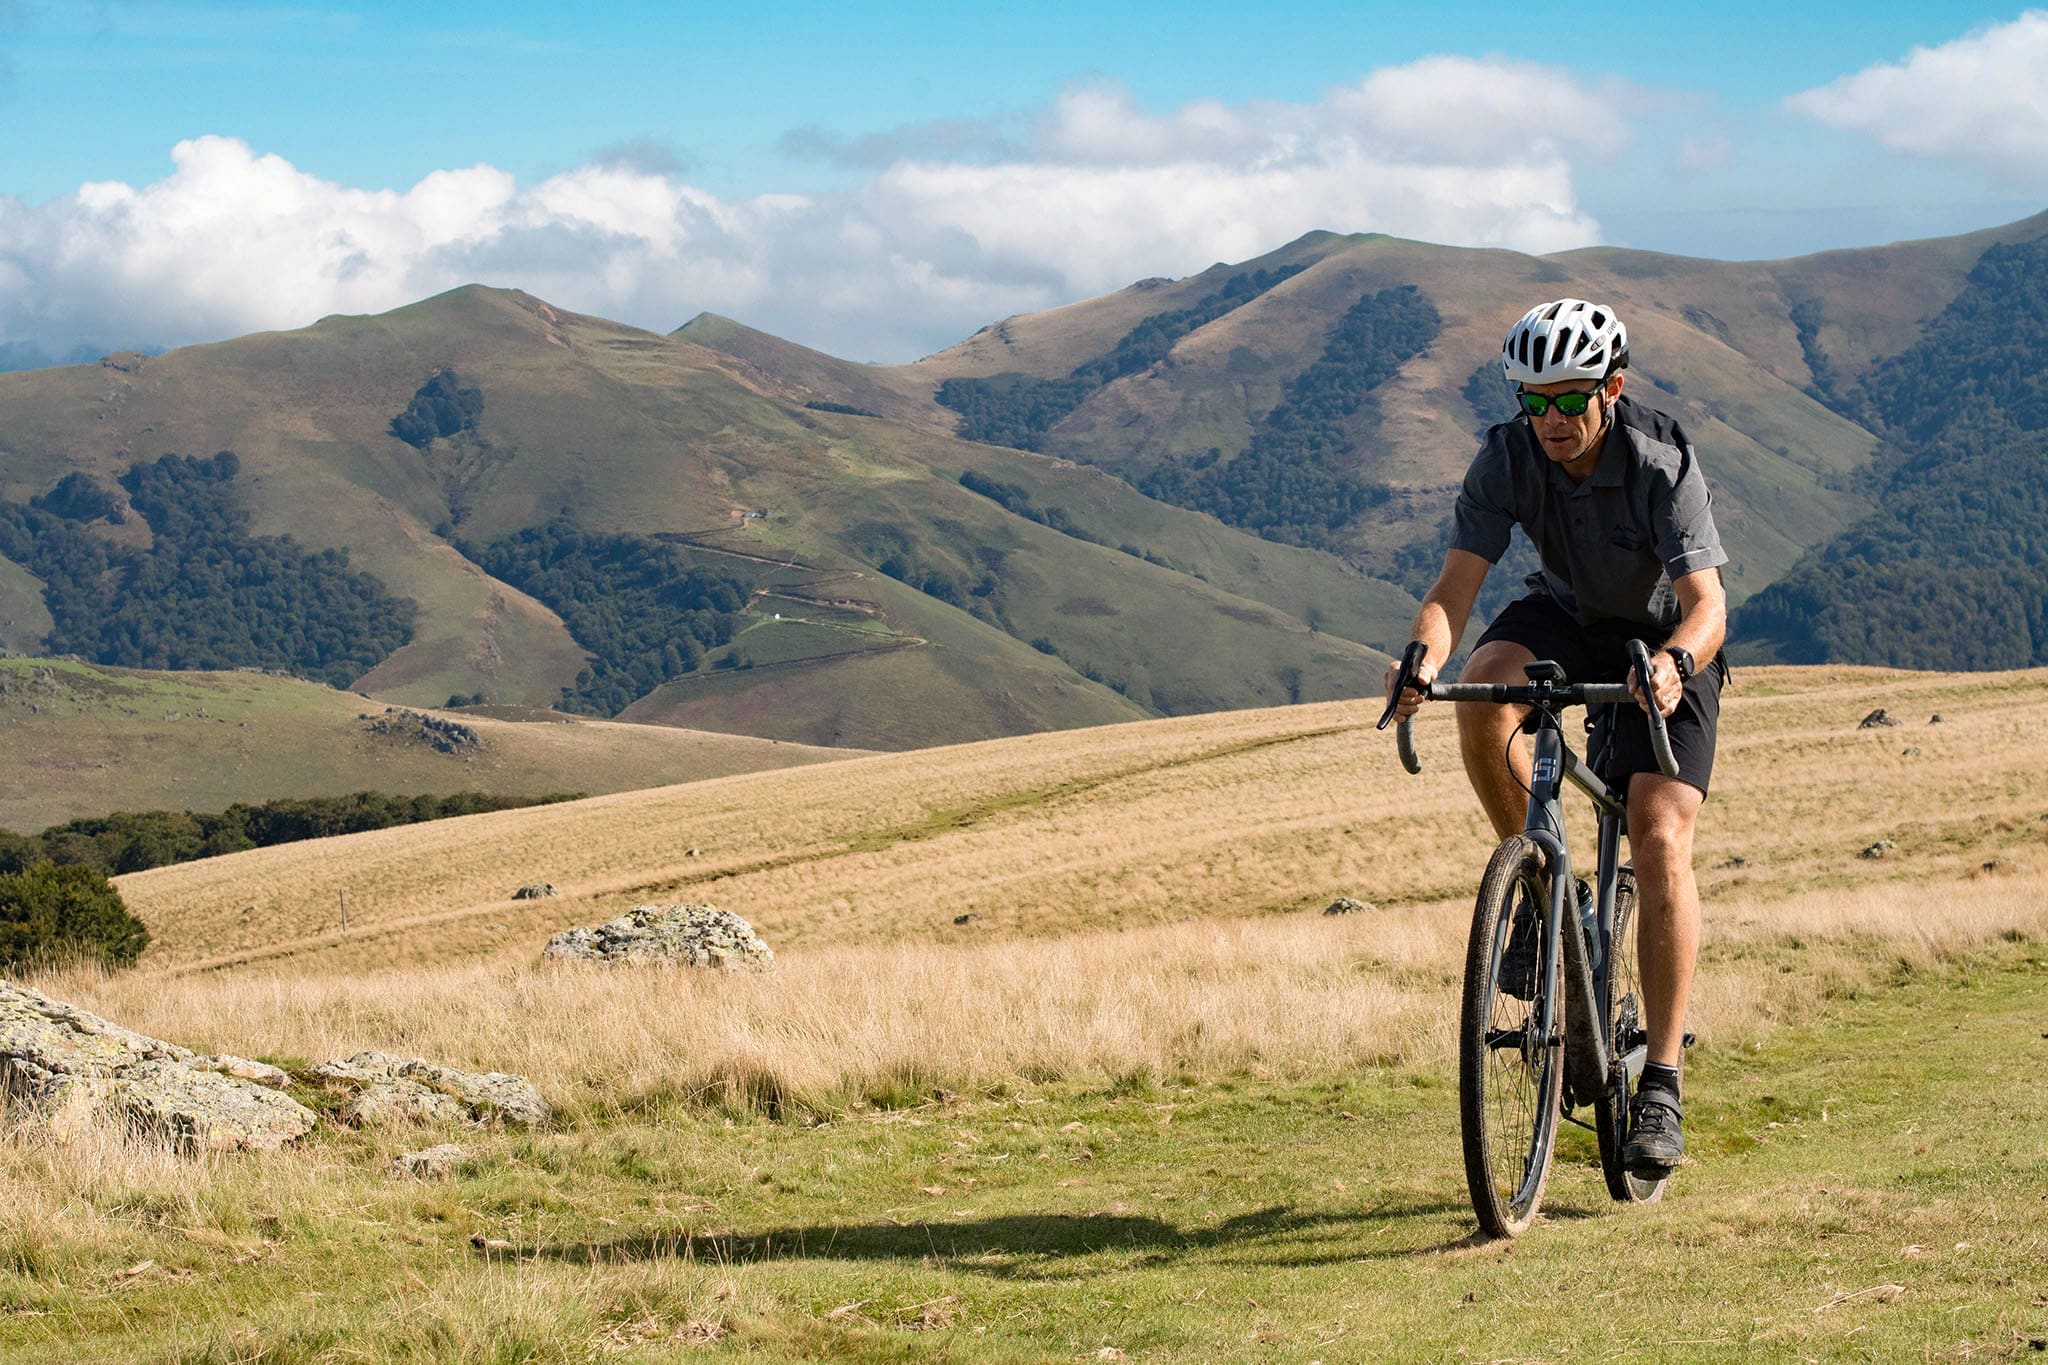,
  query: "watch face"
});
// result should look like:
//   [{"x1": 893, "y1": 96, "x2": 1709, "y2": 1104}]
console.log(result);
[{"x1": 1669, "y1": 648, "x2": 1695, "y2": 680}]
